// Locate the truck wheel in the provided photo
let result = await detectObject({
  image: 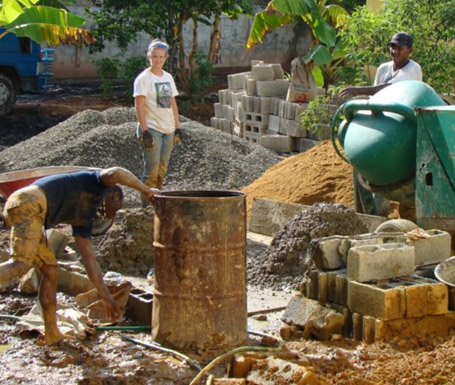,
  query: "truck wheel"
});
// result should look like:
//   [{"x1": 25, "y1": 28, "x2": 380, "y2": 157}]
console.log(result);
[{"x1": 0, "y1": 73, "x2": 16, "y2": 116}]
